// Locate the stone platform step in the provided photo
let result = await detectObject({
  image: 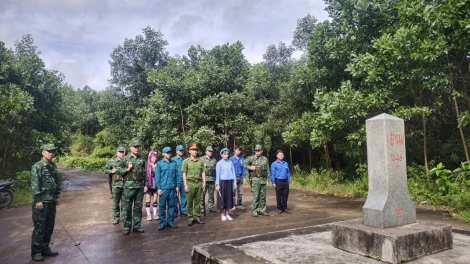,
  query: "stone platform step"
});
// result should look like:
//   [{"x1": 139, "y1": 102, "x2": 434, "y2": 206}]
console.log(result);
[{"x1": 191, "y1": 220, "x2": 470, "y2": 264}]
